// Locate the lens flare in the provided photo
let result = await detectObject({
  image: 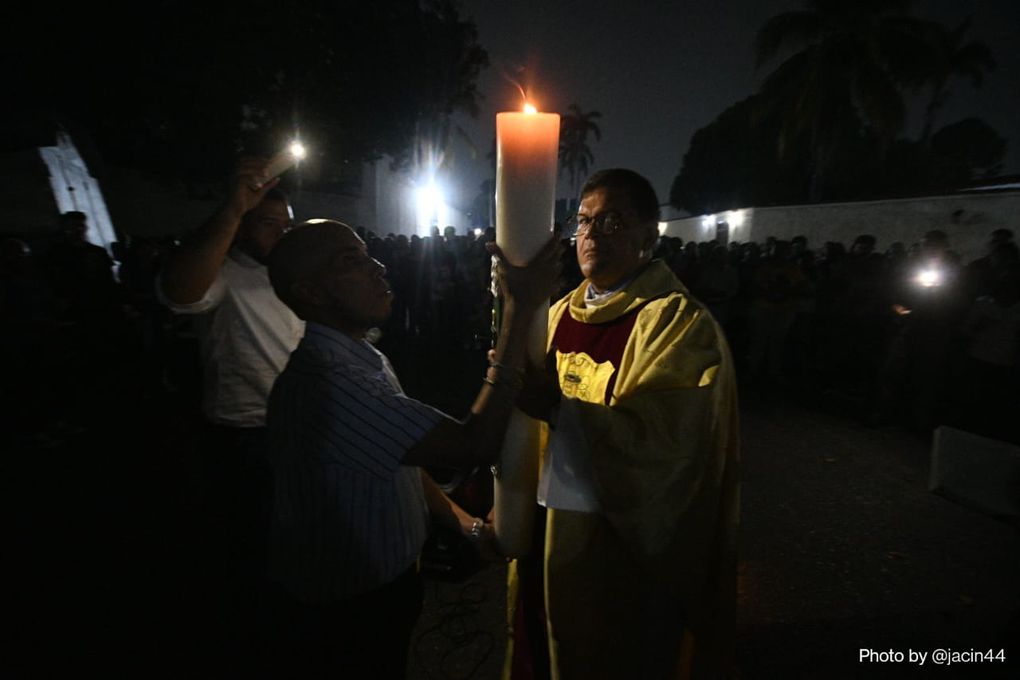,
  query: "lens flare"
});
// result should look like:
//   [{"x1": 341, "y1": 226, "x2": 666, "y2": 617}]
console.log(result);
[{"x1": 916, "y1": 268, "x2": 942, "y2": 288}]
